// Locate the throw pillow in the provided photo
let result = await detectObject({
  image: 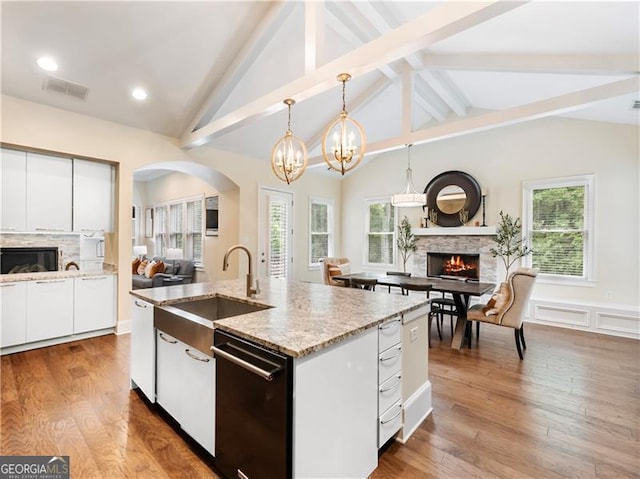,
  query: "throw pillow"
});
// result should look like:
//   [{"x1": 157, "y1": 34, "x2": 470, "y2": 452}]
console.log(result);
[
  {"x1": 132, "y1": 258, "x2": 141, "y2": 274},
  {"x1": 144, "y1": 260, "x2": 156, "y2": 278},
  {"x1": 149, "y1": 261, "x2": 165, "y2": 278},
  {"x1": 137, "y1": 260, "x2": 148, "y2": 276}
]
